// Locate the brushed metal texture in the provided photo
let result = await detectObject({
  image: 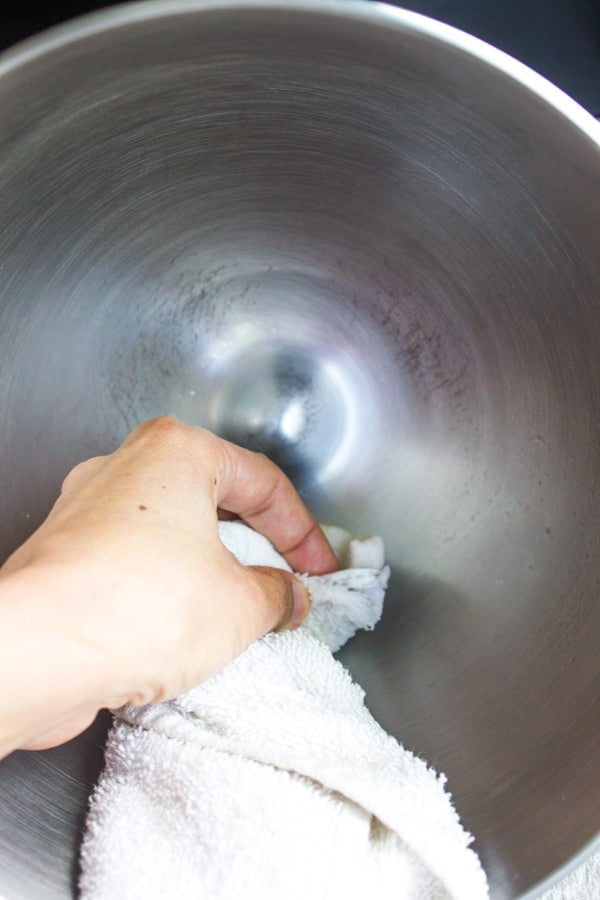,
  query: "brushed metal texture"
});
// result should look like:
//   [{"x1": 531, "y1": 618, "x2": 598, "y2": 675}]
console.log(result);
[{"x1": 0, "y1": 3, "x2": 598, "y2": 897}]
